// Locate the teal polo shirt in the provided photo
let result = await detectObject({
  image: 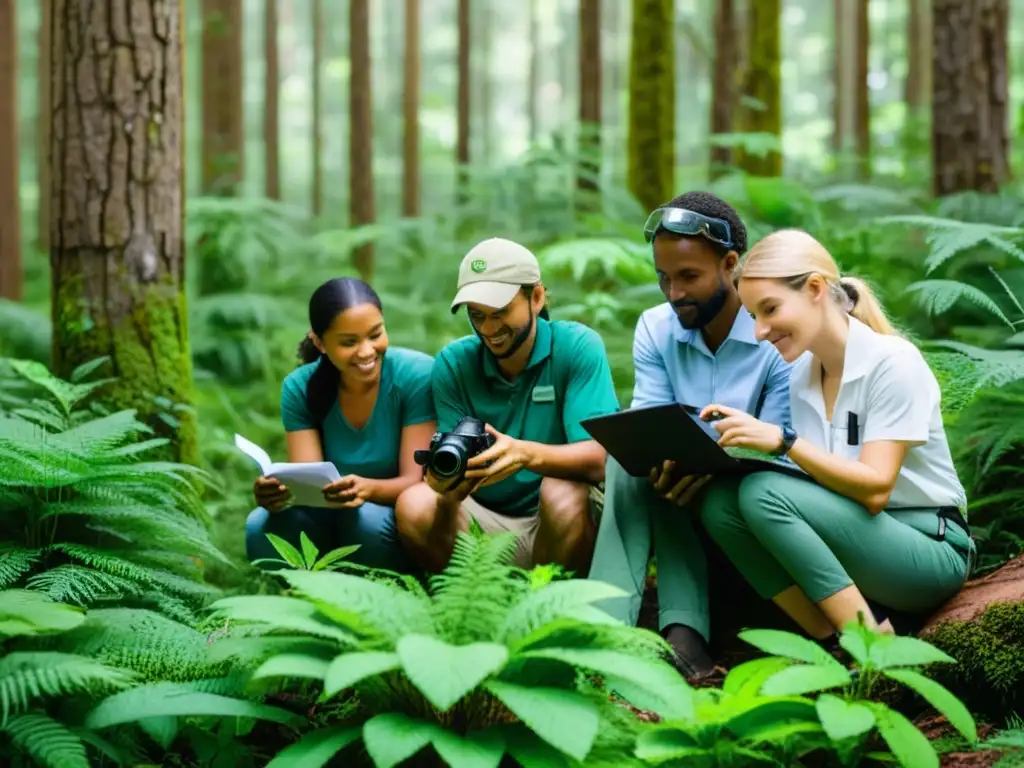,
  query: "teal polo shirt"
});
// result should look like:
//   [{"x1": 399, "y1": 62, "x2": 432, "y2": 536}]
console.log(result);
[
  {"x1": 280, "y1": 347, "x2": 435, "y2": 482},
  {"x1": 431, "y1": 318, "x2": 620, "y2": 516}
]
